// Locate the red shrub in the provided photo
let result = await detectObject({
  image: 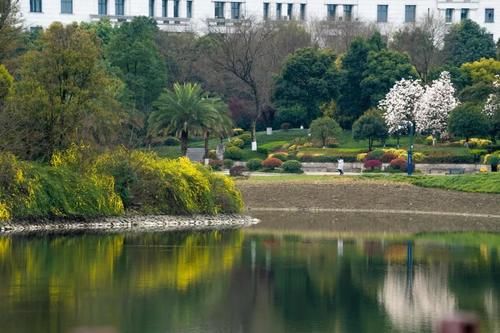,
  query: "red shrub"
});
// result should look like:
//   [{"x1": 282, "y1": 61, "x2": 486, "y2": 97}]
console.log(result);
[
  {"x1": 262, "y1": 157, "x2": 283, "y2": 170},
  {"x1": 229, "y1": 165, "x2": 247, "y2": 177},
  {"x1": 364, "y1": 159, "x2": 382, "y2": 170},
  {"x1": 389, "y1": 158, "x2": 407, "y2": 171}
]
